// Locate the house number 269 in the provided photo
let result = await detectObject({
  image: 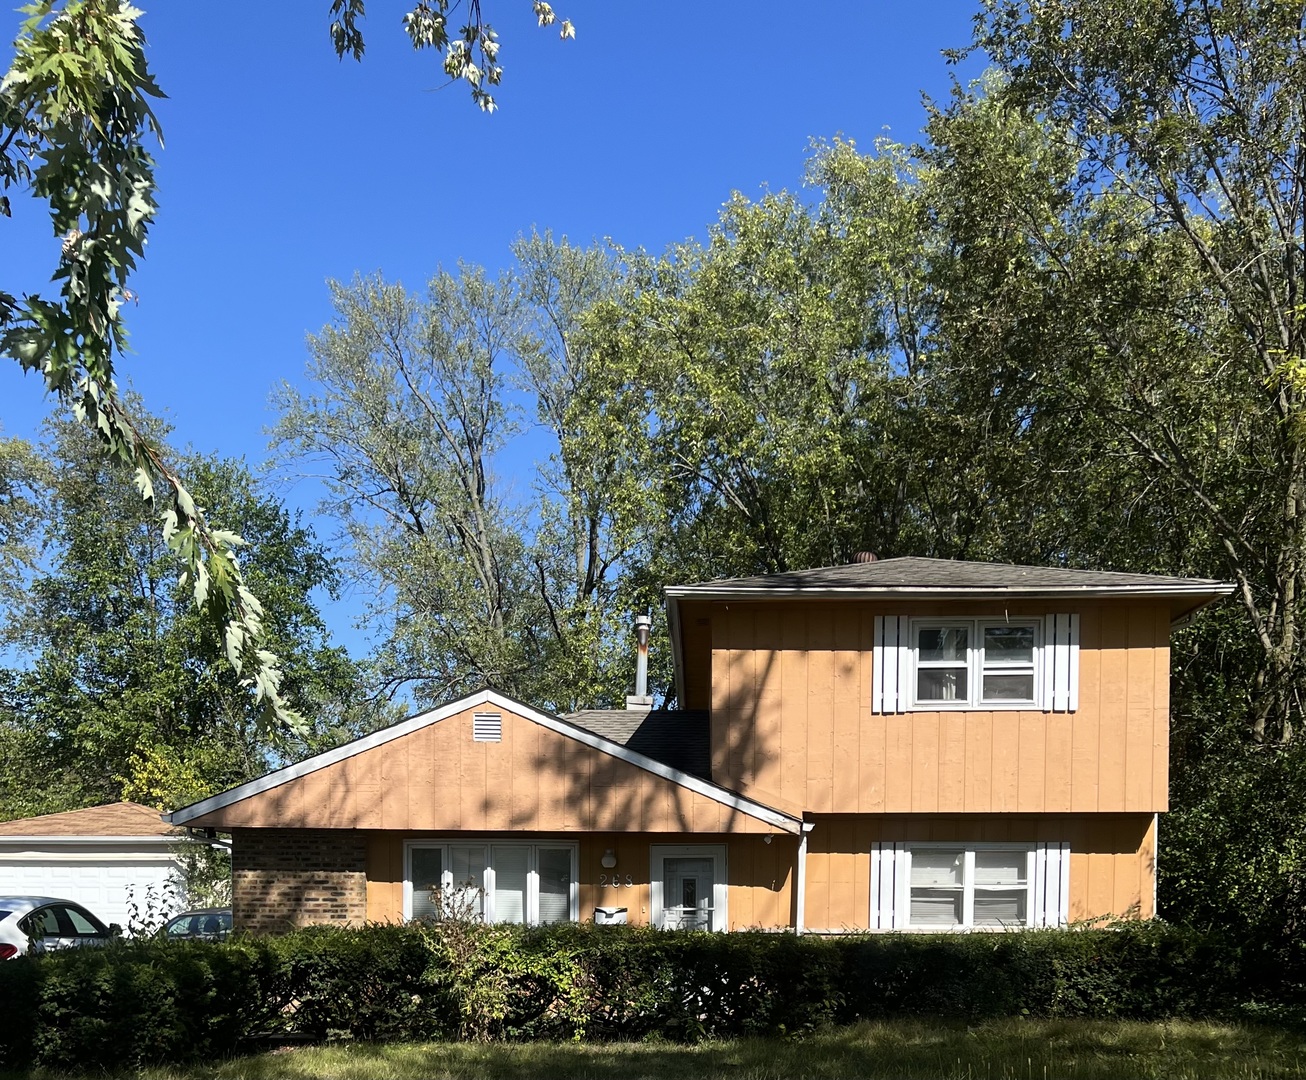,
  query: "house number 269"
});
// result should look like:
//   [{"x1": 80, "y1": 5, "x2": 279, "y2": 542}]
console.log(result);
[{"x1": 598, "y1": 874, "x2": 634, "y2": 887}]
